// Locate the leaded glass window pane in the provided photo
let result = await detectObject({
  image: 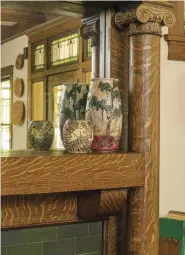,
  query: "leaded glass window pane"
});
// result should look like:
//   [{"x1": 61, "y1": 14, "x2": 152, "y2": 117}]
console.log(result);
[
  {"x1": 34, "y1": 44, "x2": 44, "y2": 70},
  {"x1": 0, "y1": 78, "x2": 12, "y2": 150},
  {"x1": 87, "y1": 38, "x2": 92, "y2": 57},
  {"x1": 51, "y1": 33, "x2": 79, "y2": 66}
]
